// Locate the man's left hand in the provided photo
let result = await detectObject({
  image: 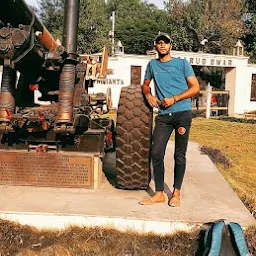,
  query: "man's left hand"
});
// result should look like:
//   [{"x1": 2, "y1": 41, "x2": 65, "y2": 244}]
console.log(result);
[{"x1": 161, "y1": 97, "x2": 176, "y2": 108}]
